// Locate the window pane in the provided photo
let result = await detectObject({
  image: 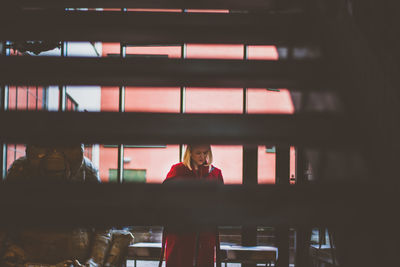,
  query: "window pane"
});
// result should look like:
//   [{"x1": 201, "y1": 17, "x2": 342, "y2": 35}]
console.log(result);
[
  {"x1": 185, "y1": 88, "x2": 243, "y2": 114},
  {"x1": 103, "y1": 43, "x2": 182, "y2": 59},
  {"x1": 258, "y1": 146, "x2": 276, "y2": 184},
  {"x1": 186, "y1": 44, "x2": 244, "y2": 59},
  {"x1": 7, "y1": 86, "x2": 17, "y2": 110},
  {"x1": 8, "y1": 86, "x2": 48, "y2": 110},
  {"x1": 6, "y1": 144, "x2": 25, "y2": 172},
  {"x1": 127, "y1": 46, "x2": 182, "y2": 59},
  {"x1": 66, "y1": 86, "x2": 101, "y2": 112},
  {"x1": 125, "y1": 87, "x2": 180, "y2": 113},
  {"x1": 99, "y1": 145, "x2": 118, "y2": 182},
  {"x1": 101, "y1": 87, "x2": 120, "y2": 112},
  {"x1": 127, "y1": 8, "x2": 182, "y2": 12},
  {"x1": 8, "y1": 86, "x2": 27, "y2": 110},
  {"x1": 290, "y1": 146, "x2": 296, "y2": 184},
  {"x1": 122, "y1": 145, "x2": 180, "y2": 184},
  {"x1": 185, "y1": 9, "x2": 229, "y2": 13},
  {"x1": 212, "y1": 145, "x2": 243, "y2": 184},
  {"x1": 247, "y1": 89, "x2": 295, "y2": 114},
  {"x1": 102, "y1": 42, "x2": 121, "y2": 57},
  {"x1": 258, "y1": 145, "x2": 296, "y2": 184},
  {"x1": 46, "y1": 87, "x2": 61, "y2": 111},
  {"x1": 247, "y1": 45, "x2": 279, "y2": 60}
]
